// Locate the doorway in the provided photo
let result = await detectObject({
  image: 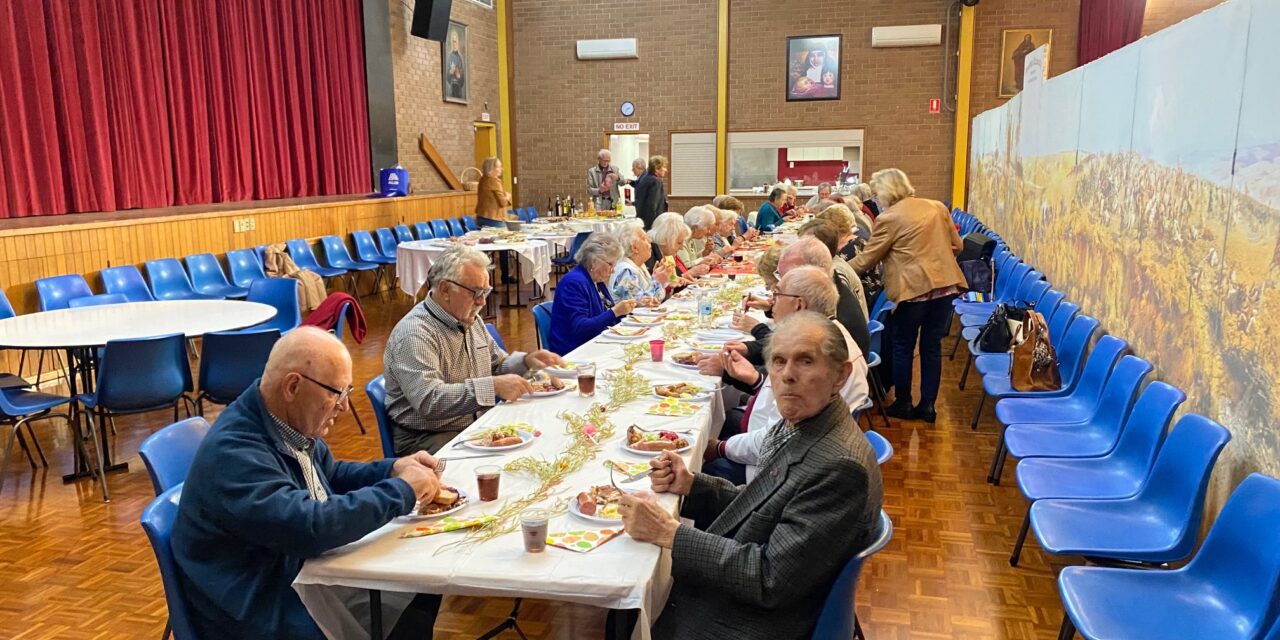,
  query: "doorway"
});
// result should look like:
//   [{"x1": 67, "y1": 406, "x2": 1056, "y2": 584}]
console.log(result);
[
  {"x1": 605, "y1": 133, "x2": 650, "y2": 178},
  {"x1": 474, "y1": 122, "x2": 497, "y2": 171}
]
